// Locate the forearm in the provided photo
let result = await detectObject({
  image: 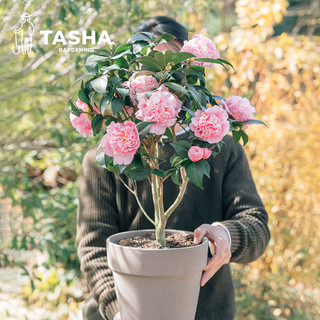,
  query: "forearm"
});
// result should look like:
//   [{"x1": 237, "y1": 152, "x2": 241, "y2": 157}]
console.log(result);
[
  {"x1": 222, "y1": 208, "x2": 270, "y2": 263},
  {"x1": 221, "y1": 140, "x2": 270, "y2": 264}
]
